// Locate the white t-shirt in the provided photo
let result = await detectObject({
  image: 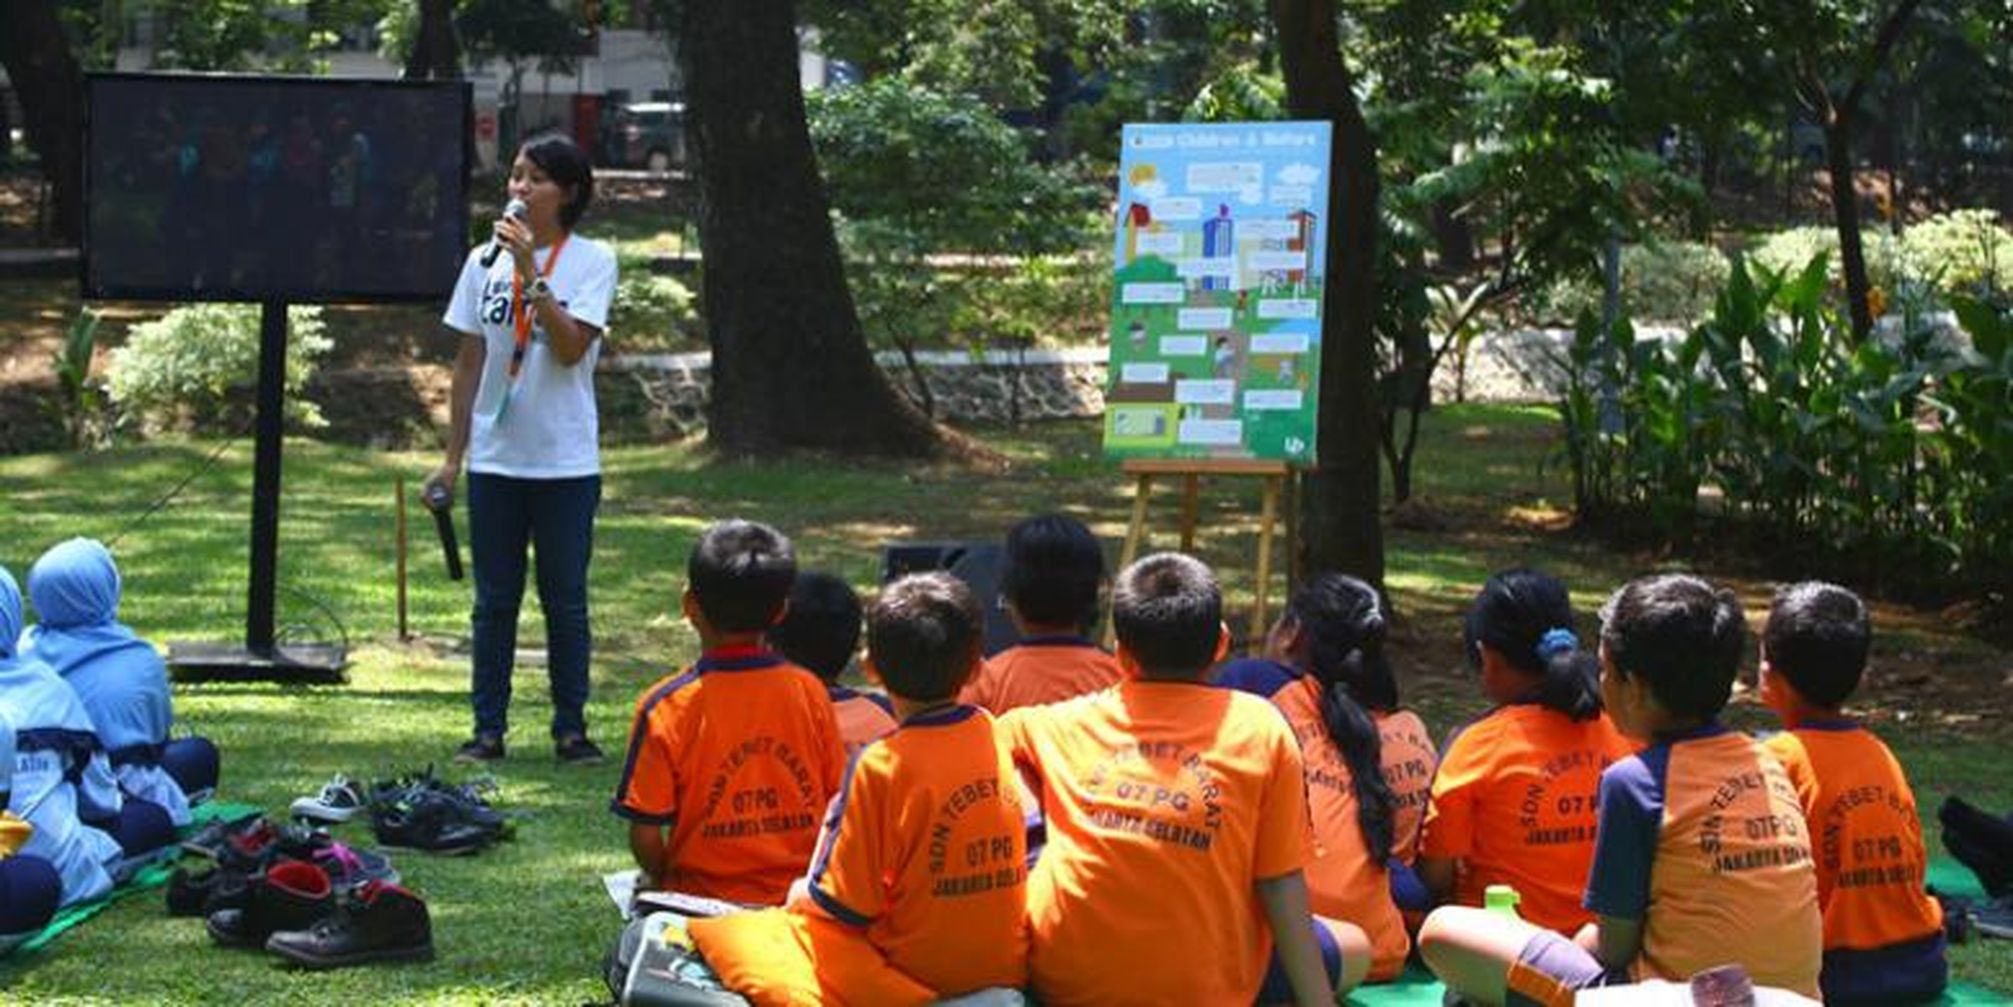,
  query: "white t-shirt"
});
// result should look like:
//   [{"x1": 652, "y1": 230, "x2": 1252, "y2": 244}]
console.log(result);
[{"x1": 443, "y1": 234, "x2": 619, "y2": 479}]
